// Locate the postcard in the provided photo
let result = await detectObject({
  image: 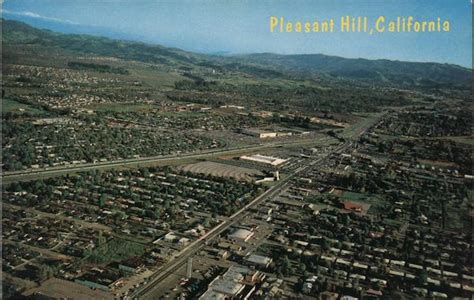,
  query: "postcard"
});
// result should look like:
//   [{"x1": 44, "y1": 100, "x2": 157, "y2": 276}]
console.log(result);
[{"x1": 1, "y1": 1, "x2": 472, "y2": 299}]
